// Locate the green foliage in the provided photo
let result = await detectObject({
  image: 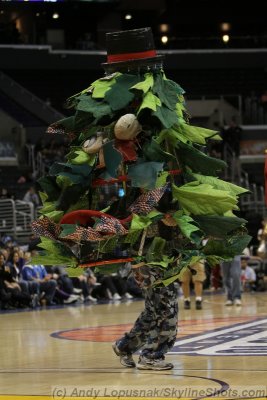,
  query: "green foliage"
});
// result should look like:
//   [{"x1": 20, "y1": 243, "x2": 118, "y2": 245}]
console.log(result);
[
  {"x1": 33, "y1": 237, "x2": 77, "y2": 267},
  {"x1": 172, "y1": 182, "x2": 238, "y2": 215},
  {"x1": 105, "y1": 74, "x2": 140, "y2": 111}
]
